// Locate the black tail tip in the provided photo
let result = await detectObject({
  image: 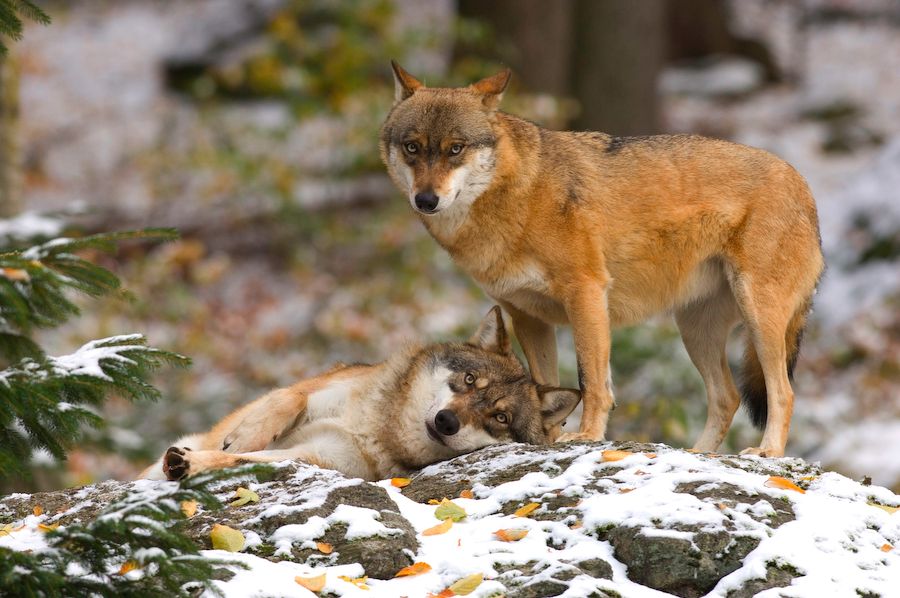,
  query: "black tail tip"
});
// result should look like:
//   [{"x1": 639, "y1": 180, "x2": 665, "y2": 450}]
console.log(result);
[{"x1": 740, "y1": 383, "x2": 768, "y2": 430}]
